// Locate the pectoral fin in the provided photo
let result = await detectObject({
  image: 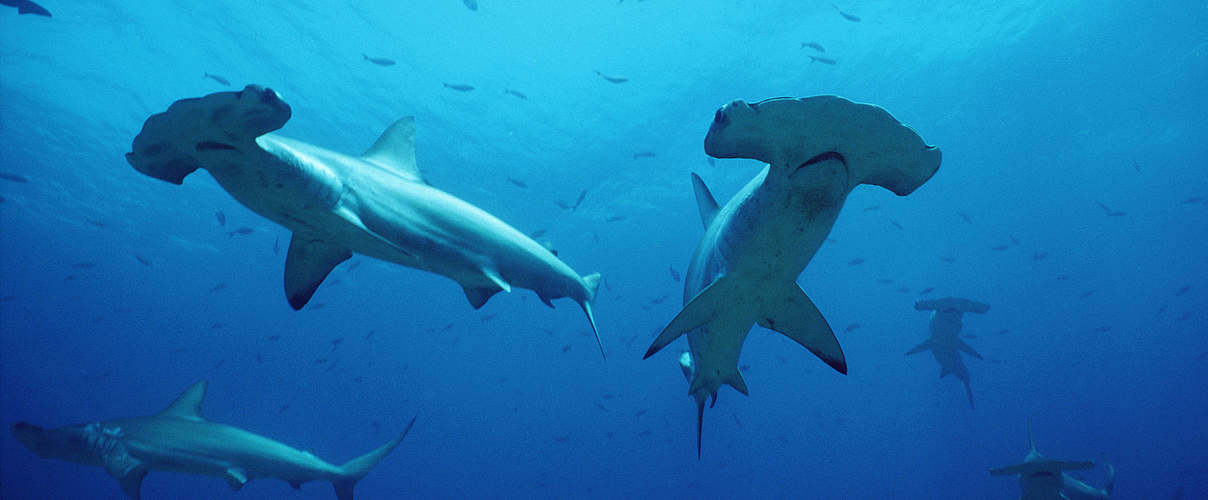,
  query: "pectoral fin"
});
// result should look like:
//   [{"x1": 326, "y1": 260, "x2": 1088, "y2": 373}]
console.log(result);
[
  {"x1": 644, "y1": 276, "x2": 741, "y2": 359},
  {"x1": 957, "y1": 339, "x2": 983, "y2": 359},
  {"x1": 905, "y1": 340, "x2": 931, "y2": 356},
  {"x1": 284, "y1": 234, "x2": 352, "y2": 310},
  {"x1": 224, "y1": 468, "x2": 249, "y2": 490},
  {"x1": 105, "y1": 453, "x2": 149, "y2": 500},
  {"x1": 755, "y1": 283, "x2": 846, "y2": 374}
]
